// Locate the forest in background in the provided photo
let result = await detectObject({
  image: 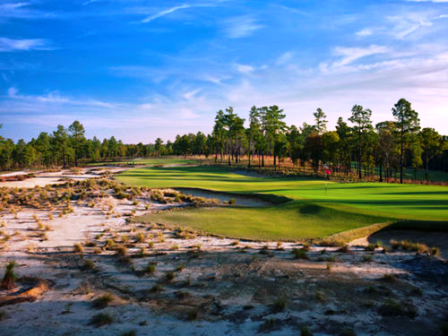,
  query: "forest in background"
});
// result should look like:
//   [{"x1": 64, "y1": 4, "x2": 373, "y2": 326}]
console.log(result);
[{"x1": 1, "y1": 98, "x2": 447, "y2": 184}]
